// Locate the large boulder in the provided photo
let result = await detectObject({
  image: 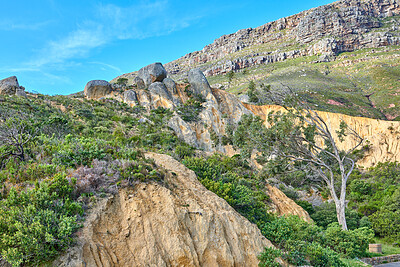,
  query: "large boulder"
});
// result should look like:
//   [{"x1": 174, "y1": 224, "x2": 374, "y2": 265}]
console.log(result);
[
  {"x1": 133, "y1": 76, "x2": 146, "y2": 90},
  {"x1": 188, "y1": 68, "x2": 214, "y2": 101},
  {"x1": 0, "y1": 76, "x2": 20, "y2": 95},
  {"x1": 84, "y1": 80, "x2": 112, "y2": 100},
  {"x1": 123, "y1": 90, "x2": 138, "y2": 107},
  {"x1": 163, "y1": 78, "x2": 182, "y2": 105},
  {"x1": 138, "y1": 63, "x2": 167, "y2": 87},
  {"x1": 148, "y1": 82, "x2": 174, "y2": 109}
]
